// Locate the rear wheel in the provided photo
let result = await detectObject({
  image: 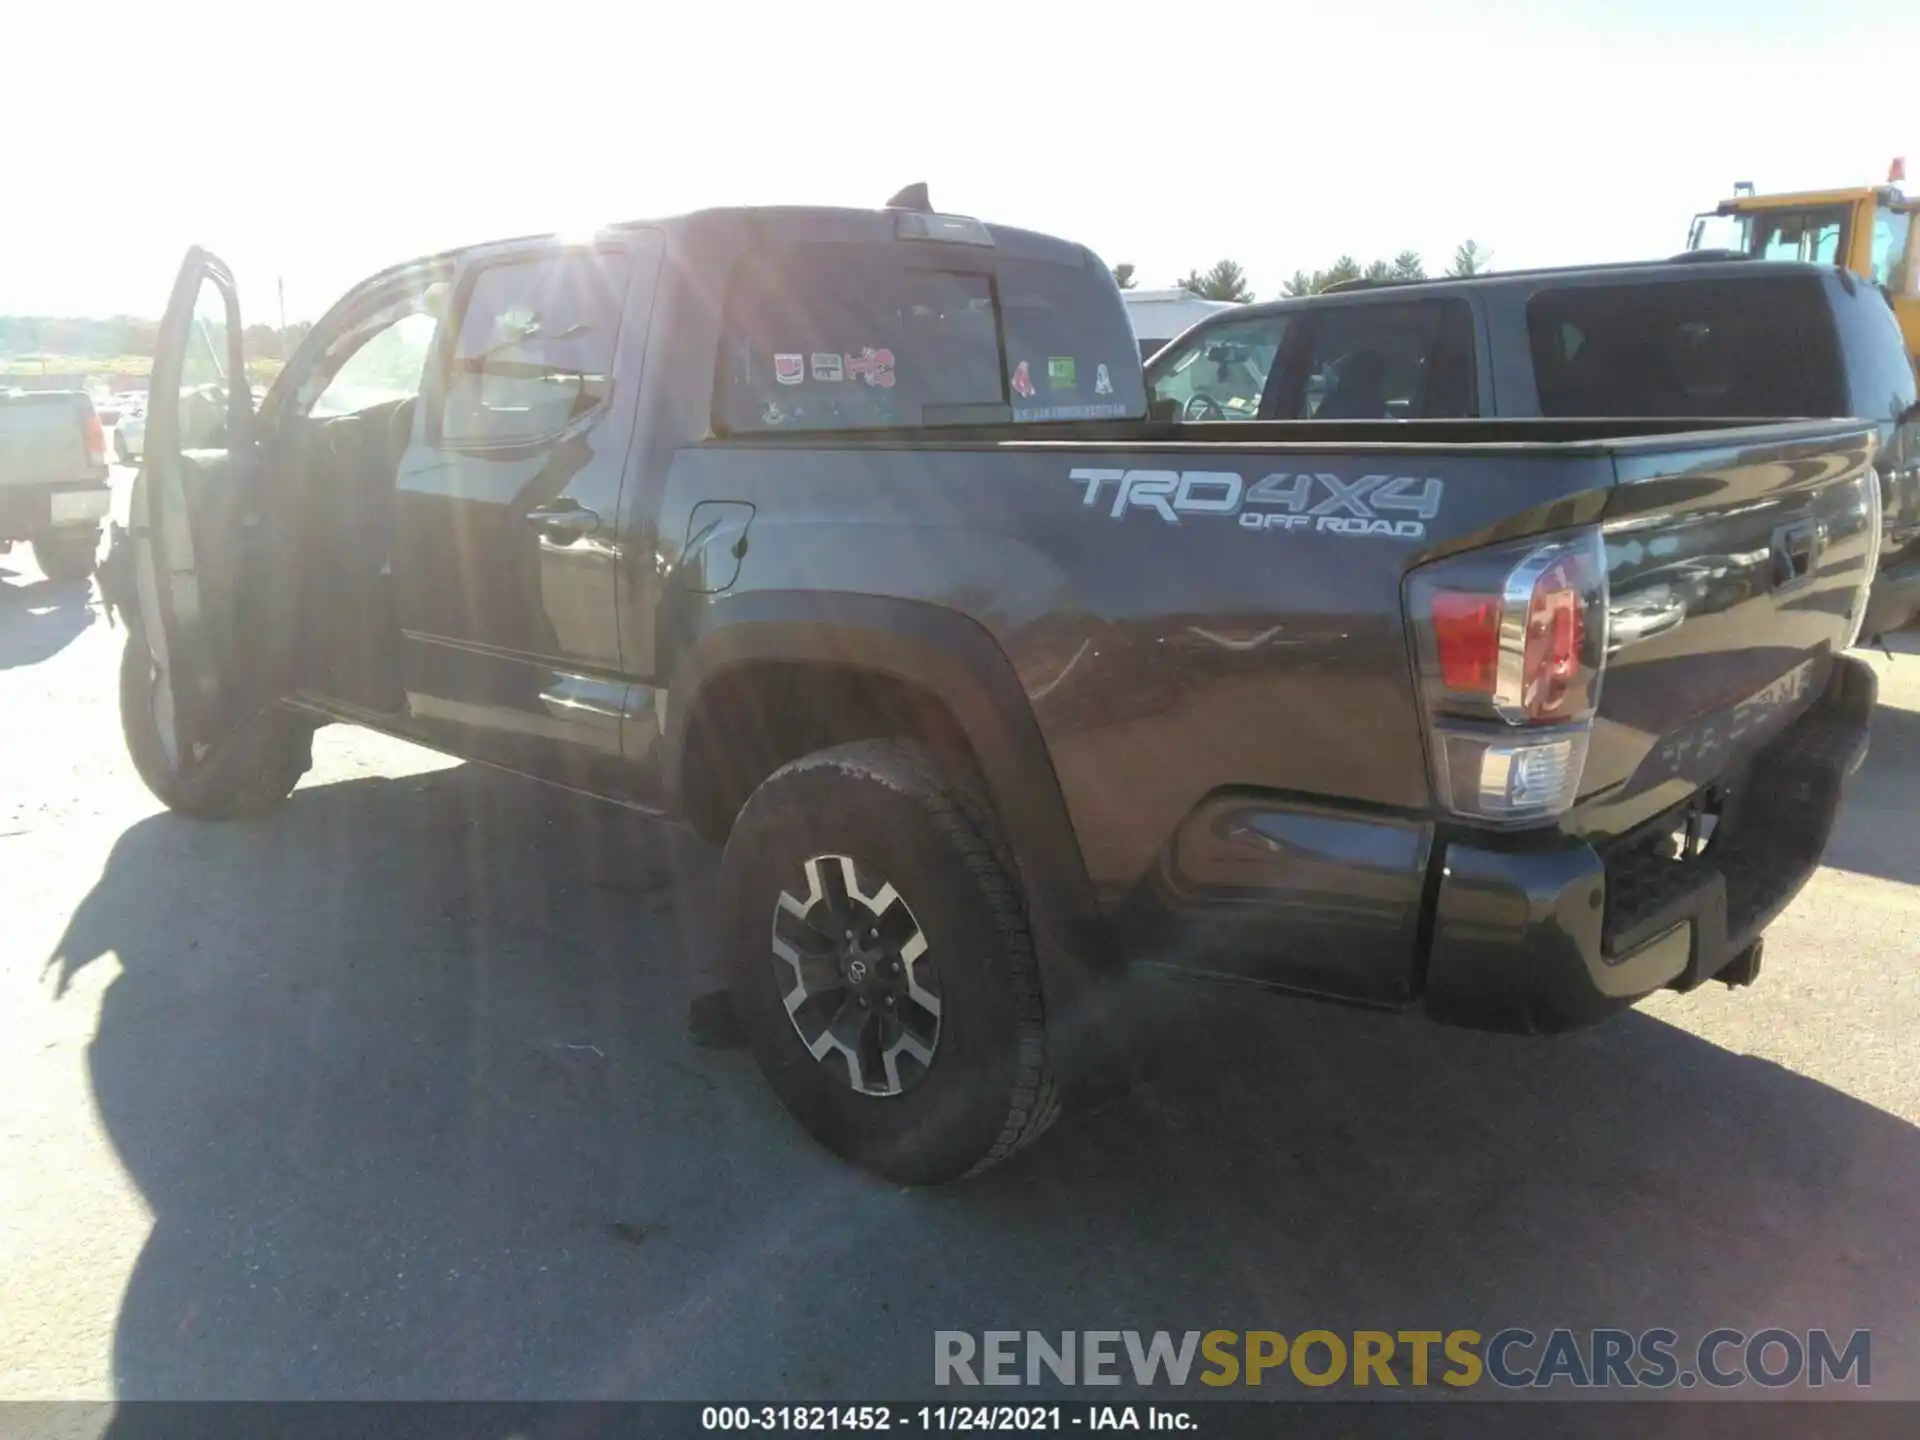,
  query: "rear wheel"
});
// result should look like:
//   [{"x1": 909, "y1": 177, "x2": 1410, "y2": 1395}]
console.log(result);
[
  {"x1": 32, "y1": 530, "x2": 99, "y2": 584},
  {"x1": 119, "y1": 628, "x2": 312, "y2": 819},
  {"x1": 721, "y1": 739, "x2": 1058, "y2": 1185}
]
